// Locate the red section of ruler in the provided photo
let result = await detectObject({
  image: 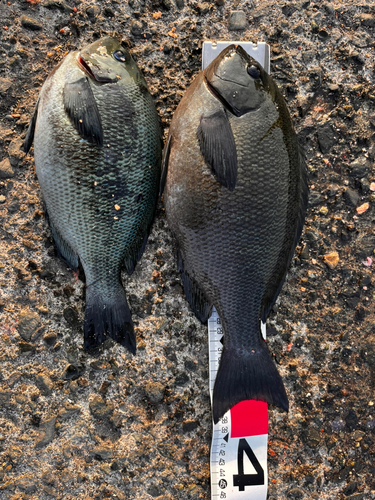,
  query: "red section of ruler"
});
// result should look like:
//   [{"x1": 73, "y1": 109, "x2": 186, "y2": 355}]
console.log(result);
[{"x1": 230, "y1": 400, "x2": 268, "y2": 438}]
